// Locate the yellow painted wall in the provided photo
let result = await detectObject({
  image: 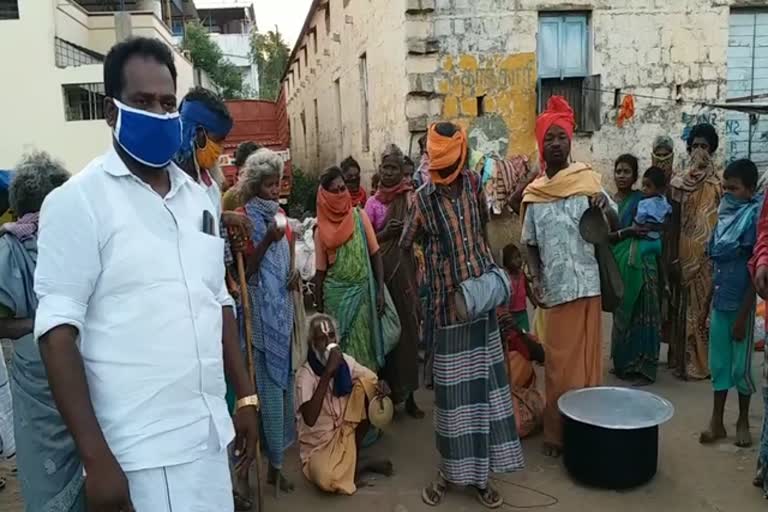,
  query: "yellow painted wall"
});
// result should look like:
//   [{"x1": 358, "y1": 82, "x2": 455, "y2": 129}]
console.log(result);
[{"x1": 437, "y1": 52, "x2": 537, "y2": 162}]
